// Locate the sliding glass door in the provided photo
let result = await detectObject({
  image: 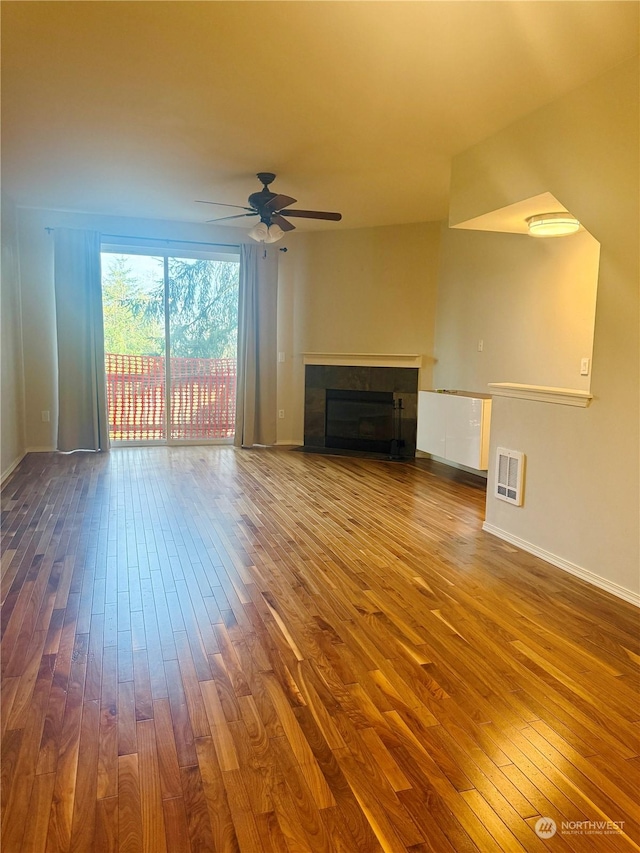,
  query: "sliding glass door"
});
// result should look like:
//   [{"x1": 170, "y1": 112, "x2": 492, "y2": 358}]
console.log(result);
[
  {"x1": 167, "y1": 255, "x2": 239, "y2": 440},
  {"x1": 101, "y1": 244, "x2": 239, "y2": 445}
]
